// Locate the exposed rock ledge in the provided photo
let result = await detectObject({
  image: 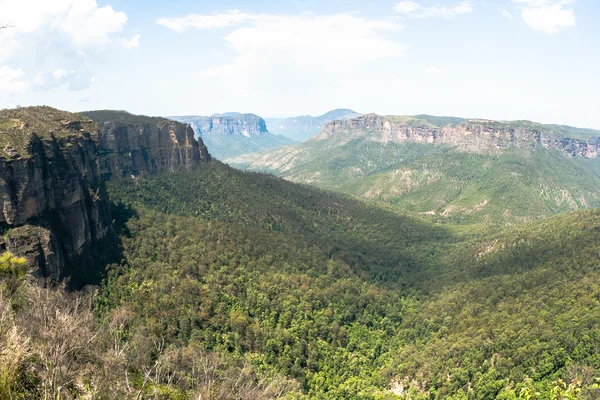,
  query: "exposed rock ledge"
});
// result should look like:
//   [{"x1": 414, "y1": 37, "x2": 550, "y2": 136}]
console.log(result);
[
  {"x1": 0, "y1": 107, "x2": 211, "y2": 281},
  {"x1": 315, "y1": 114, "x2": 600, "y2": 158}
]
